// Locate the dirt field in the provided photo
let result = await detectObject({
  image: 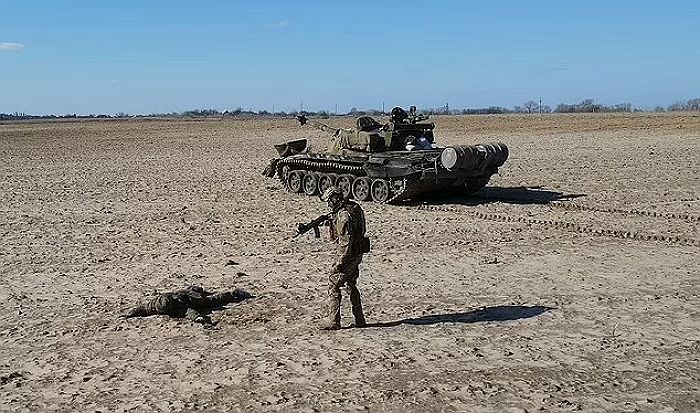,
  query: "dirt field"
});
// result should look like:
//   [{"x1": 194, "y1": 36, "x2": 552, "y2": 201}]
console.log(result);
[{"x1": 1, "y1": 113, "x2": 699, "y2": 413}]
